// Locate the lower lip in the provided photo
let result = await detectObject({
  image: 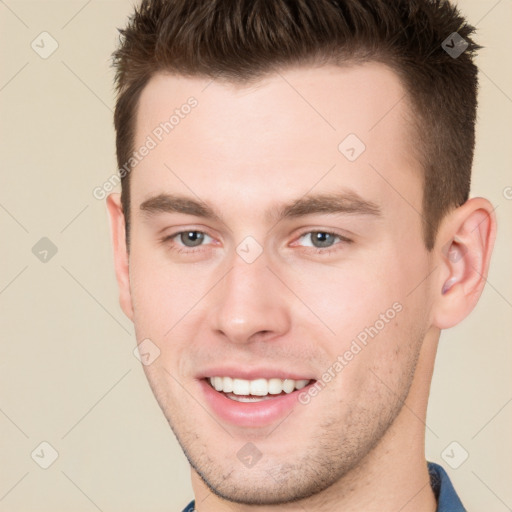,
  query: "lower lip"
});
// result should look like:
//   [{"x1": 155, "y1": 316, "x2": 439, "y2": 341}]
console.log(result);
[{"x1": 199, "y1": 379, "x2": 314, "y2": 428}]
